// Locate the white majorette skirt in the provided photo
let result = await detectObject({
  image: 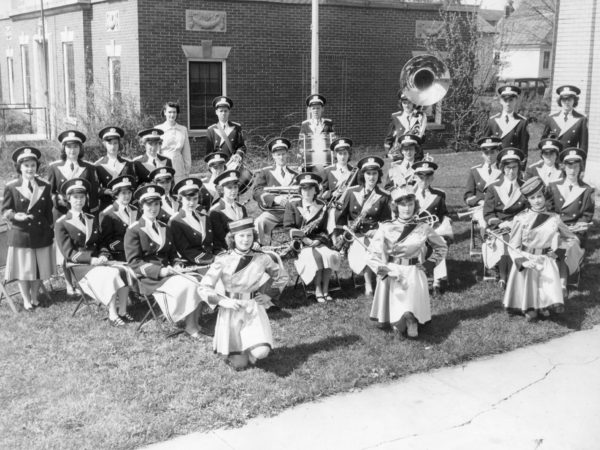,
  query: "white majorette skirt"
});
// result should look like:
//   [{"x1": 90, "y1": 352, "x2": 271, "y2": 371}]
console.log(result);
[
  {"x1": 213, "y1": 297, "x2": 273, "y2": 356},
  {"x1": 295, "y1": 245, "x2": 341, "y2": 284},
  {"x1": 152, "y1": 274, "x2": 204, "y2": 323},
  {"x1": 503, "y1": 255, "x2": 563, "y2": 312},
  {"x1": 4, "y1": 245, "x2": 56, "y2": 282},
  {"x1": 348, "y1": 236, "x2": 370, "y2": 274},
  {"x1": 76, "y1": 266, "x2": 127, "y2": 306},
  {"x1": 370, "y1": 265, "x2": 431, "y2": 325}
]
